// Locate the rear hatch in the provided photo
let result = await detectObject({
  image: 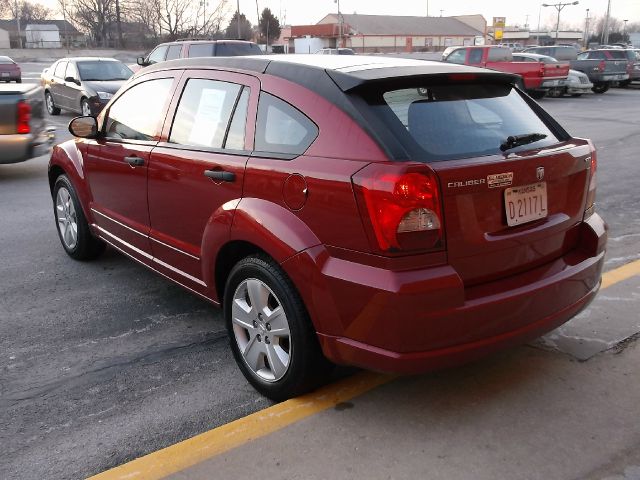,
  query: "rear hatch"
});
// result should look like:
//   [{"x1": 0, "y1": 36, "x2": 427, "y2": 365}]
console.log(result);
[{"x1": 352, "y1": 76, "x2": 593, "y2": 285}]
